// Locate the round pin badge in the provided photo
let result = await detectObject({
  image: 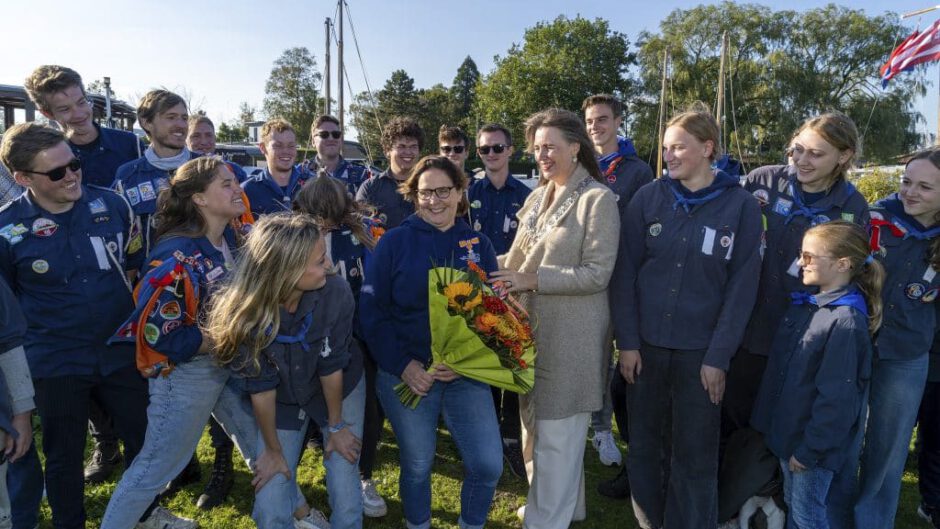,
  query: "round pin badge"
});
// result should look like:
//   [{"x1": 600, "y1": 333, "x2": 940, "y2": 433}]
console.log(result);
[
  {"x1": 31, "y1": 259, "x2": 49, "y2": 274},
  {"x1": 720, "y1": 235, "x2": 732, "y2": 248},
  {"x1": 907, "y1": 282, "x2": 927, "y2": 300},
  {"x1": 471, "y1": 200, "x2": 482, "y2": 209},
  {"x1": 473, "y1": 221, "x2": 482, "y2": 232},
  {"x1": 107, "y1": 241, "x2": 118, "y2": 253},
  {"x1": 648, "y1": 223, "x2": 662, "y2": 237},
  {"x1": 923, "y1": 287, "x2": 940, "y2": 303},
  {"x1": 752, "y1": 189, "x2": 769, "y2": 205},
  {"x1": 349, "y1": 267, "x2": 359, "y2": 277},
  {"x1": 31, "y1": 218, "x2": 58, "y2": 237}
]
